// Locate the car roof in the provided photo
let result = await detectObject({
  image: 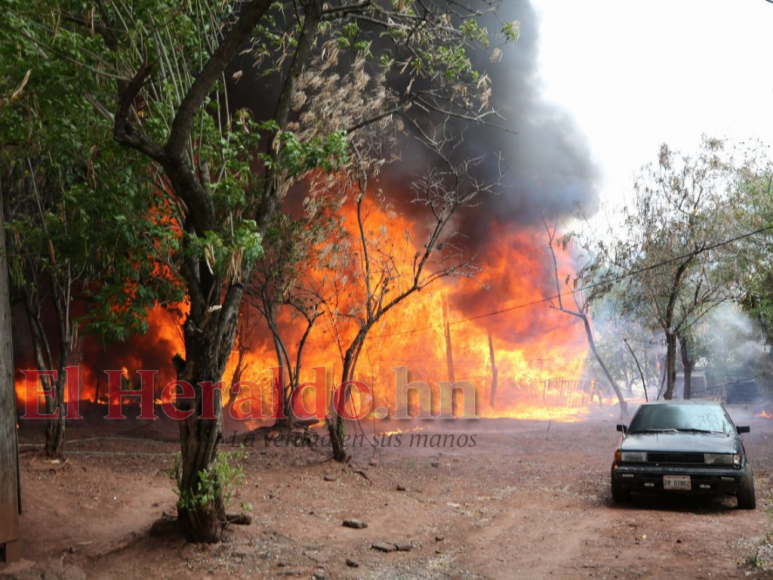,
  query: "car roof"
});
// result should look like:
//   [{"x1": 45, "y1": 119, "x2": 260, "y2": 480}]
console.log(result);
[{"x1": 637, "y1": 400, "x2": 723, "y2": 406}]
